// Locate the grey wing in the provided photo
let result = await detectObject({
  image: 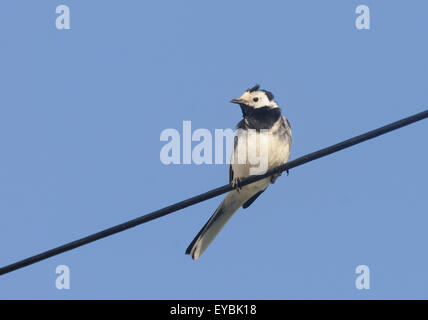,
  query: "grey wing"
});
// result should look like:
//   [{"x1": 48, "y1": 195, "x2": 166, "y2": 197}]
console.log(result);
[
  {"x1": 229, "y1": 134, "x2": 239, "y2": 183},
  {"x1": 284, "y1": 117, "x2": 292, "y2": 146}
]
